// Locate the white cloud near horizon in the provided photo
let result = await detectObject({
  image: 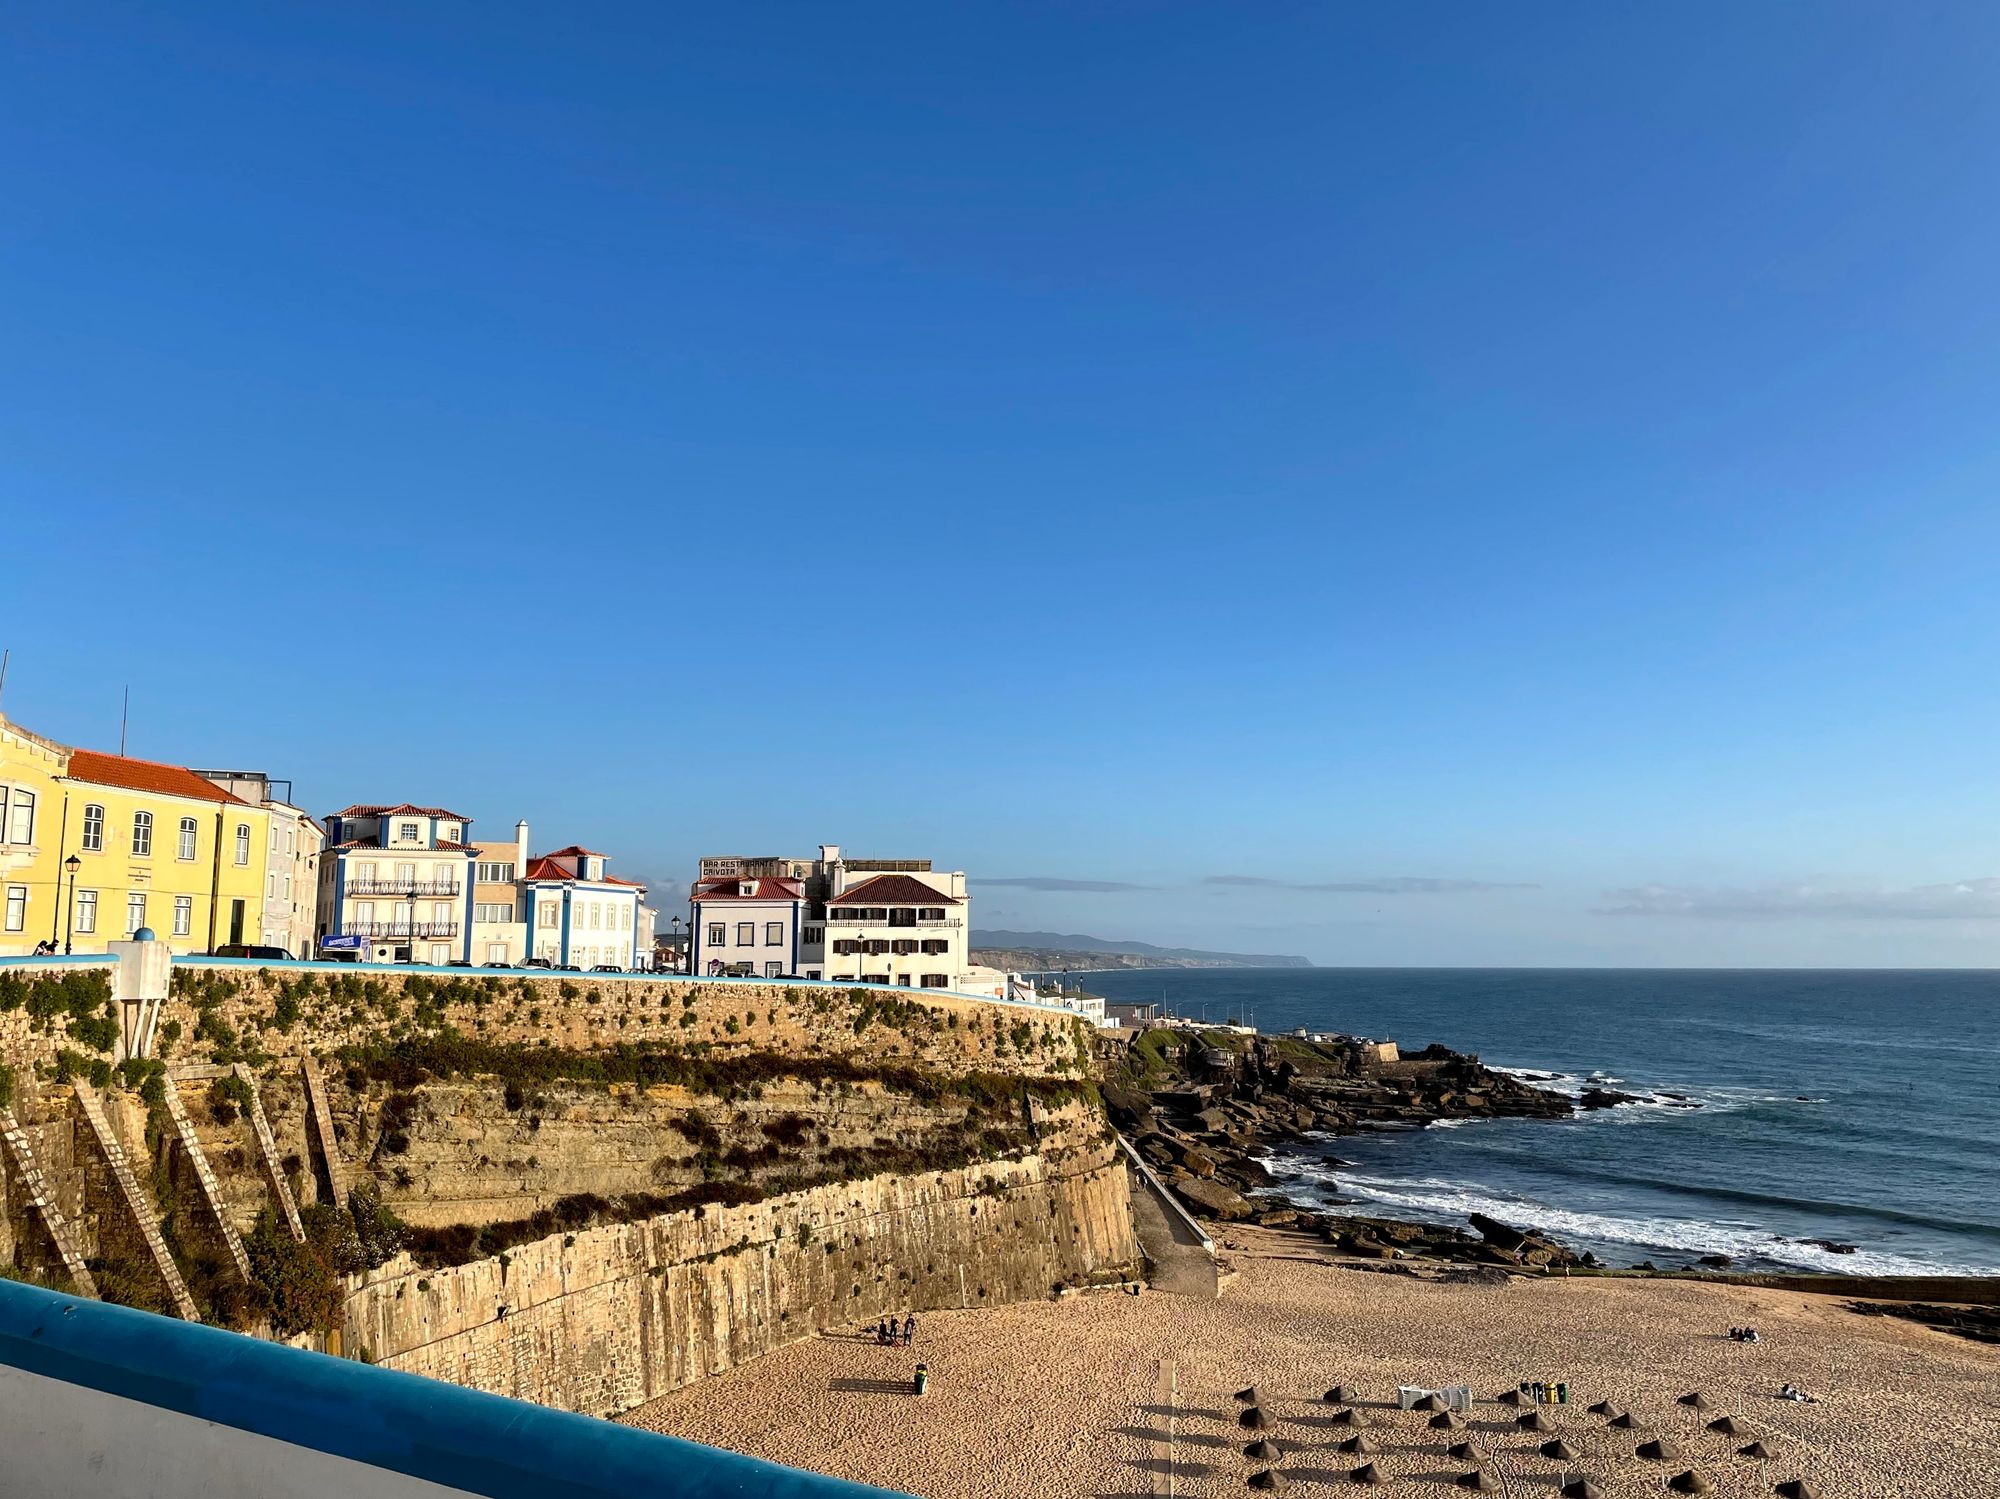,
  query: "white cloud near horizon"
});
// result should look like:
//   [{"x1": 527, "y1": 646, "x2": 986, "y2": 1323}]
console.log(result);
[{"x1": 1595, "y1": 878, "x2": 2000, "y2": 920}]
